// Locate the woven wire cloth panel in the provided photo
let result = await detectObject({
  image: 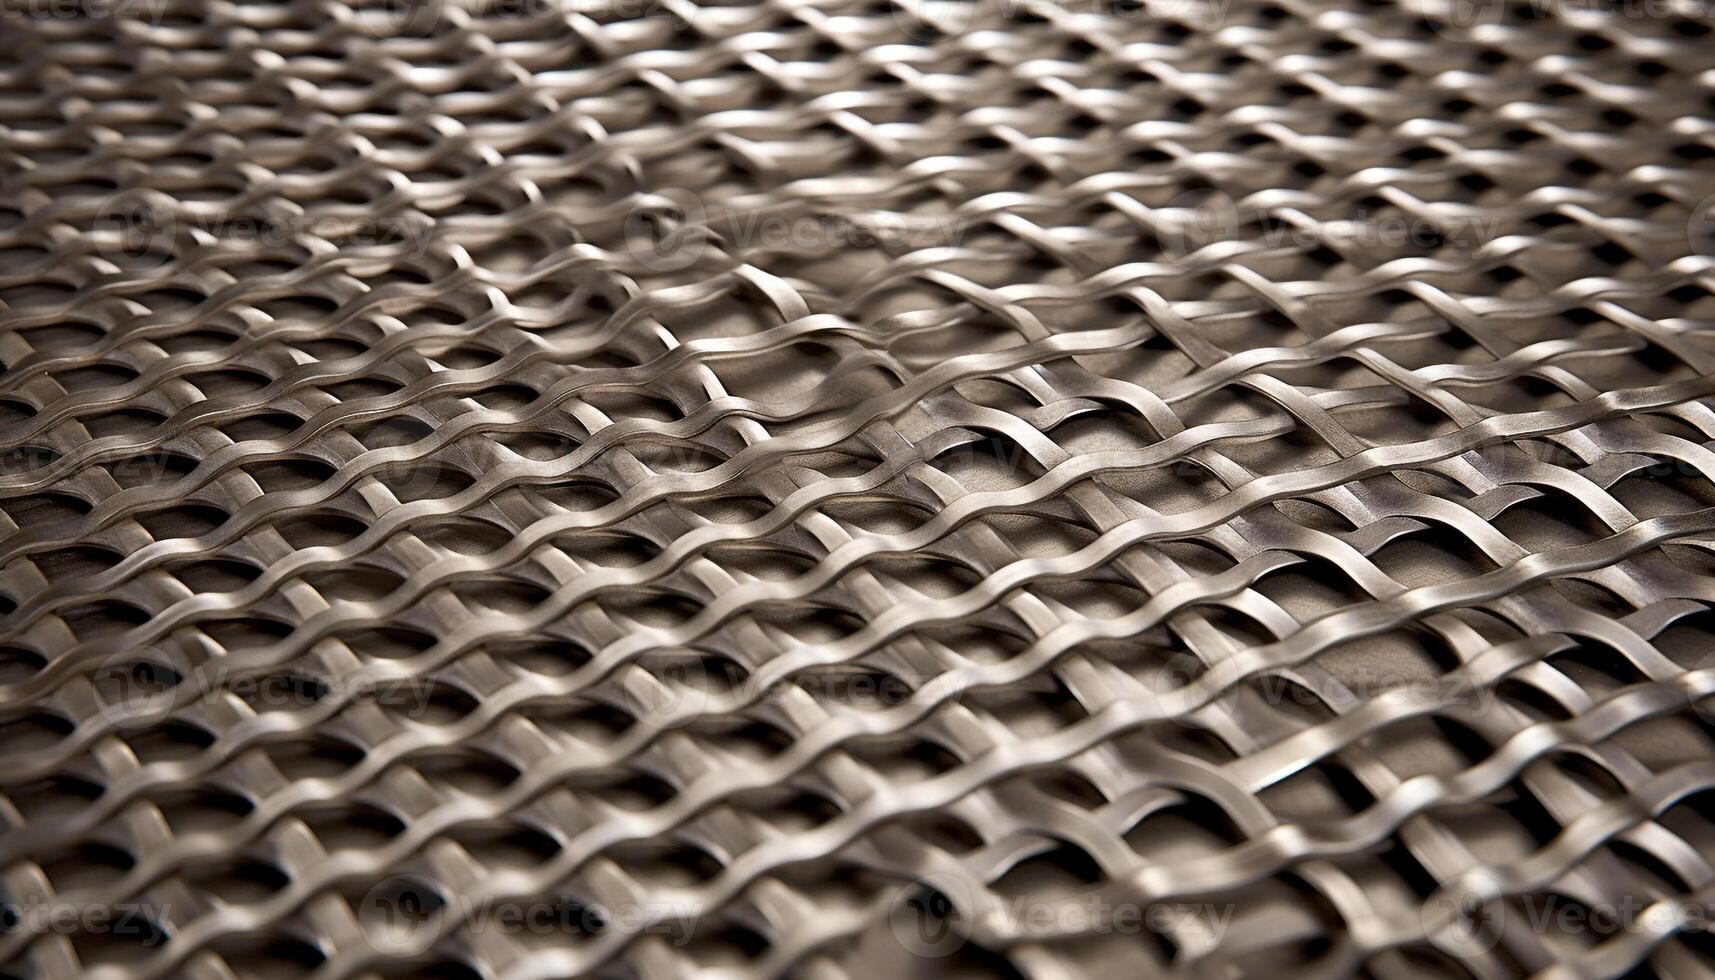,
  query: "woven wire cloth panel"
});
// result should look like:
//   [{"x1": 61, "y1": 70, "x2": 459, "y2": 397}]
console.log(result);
[{"x1": 4, "y1": 0, "x2": 1715, "y2": 978}]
